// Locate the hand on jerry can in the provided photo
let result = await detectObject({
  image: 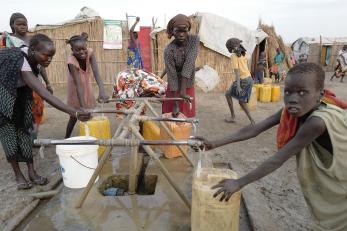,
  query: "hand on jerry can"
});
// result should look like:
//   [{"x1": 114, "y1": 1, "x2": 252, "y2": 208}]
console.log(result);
[
  {"x1": 211, "y1": 178, "x2": 241, "y2": 202},
  {"x1": 75, "y1": 110, "x2": 92, "y2": 122}
]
